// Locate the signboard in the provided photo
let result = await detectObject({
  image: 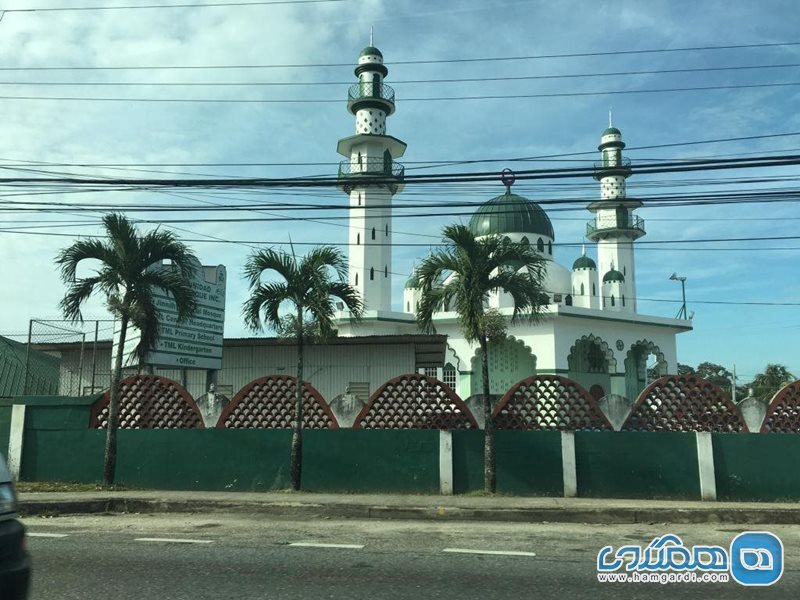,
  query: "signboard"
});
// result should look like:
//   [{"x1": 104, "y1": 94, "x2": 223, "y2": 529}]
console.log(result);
[{"x1": 113, "y1": 260, "x2": 227, "y2": 371}]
